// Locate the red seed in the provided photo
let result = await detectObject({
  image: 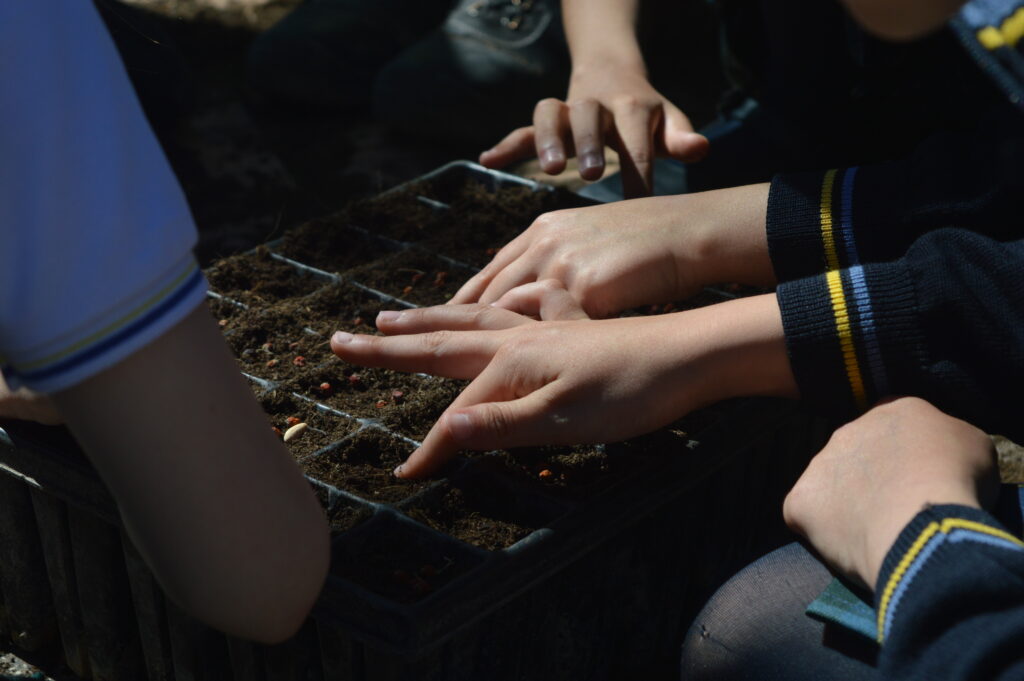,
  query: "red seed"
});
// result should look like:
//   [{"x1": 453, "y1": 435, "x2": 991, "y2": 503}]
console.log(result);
[
  {"x1": 352, "y1": 316, "x2": 364, "y2": 327},
  {"x1": 272, "y1": 426, "x2": 283, "y2": 437},
  {"x1": 292, "y1": 355, "x2": 306, "y2": 367},
  {"x1": 286, "y1": 416, "x2": 301, "y2": 427},
  {"x1": 402, "y1": 285, "x2": 414, "y2": 296},
  {"x1": 288, "y1": 341, "x2": 300, "y2": 350},
  {"x1": 538, "y1": 469, "x2": 554, "y2": 480},
  {"x1": 410, "y1": 272, "x2": 424, "y2": 284},
  {"x1": 265, "y1": 359, "x2": 280, "y2": 368},
  {"x1": 348, "y1": 373, "x2": 362, "y2": 386},
  {"x1": 391, "y1": 390, "x2": 404, "y2": 403},
  {"x1": 261, "y1": 342, "x2": 273, "y2": 351},
  {"x1": 319, "y1": 382, "x2": 332, "y2": 393},
  {"x1": 218, "y1": 319, "x2": 229, "y2": 327},
  {"x1": 433, "y1": 271, "x2": 448, "y2": 287},
  {"x1": 375, "y1": 399, "x2": 388, "y2": 409}
]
